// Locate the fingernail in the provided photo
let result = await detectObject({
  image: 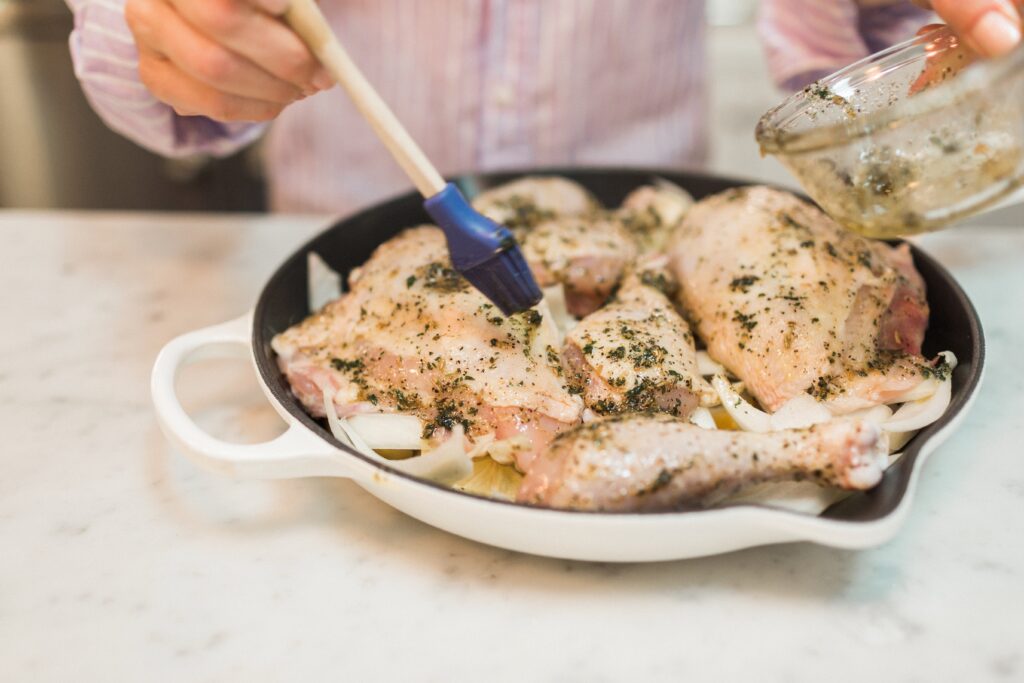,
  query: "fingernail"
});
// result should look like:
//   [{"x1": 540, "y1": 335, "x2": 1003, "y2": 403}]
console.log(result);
[
  {"x1": 312, "y1": 69, "x2": 334, "y2": 90},
  {"x1": 970, "y1": 11, "x2": 1022, "y2": 57}
]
